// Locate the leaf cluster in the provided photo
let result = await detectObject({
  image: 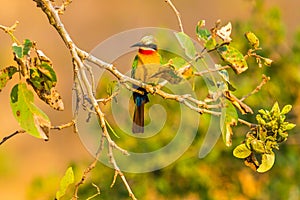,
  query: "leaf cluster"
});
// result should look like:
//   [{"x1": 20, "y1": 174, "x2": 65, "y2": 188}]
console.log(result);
[
  {"x1": 233, "y1": 102, "x2": 295, "y2": 172},
  {"x1": 197, "y1": 21, "x2": 272, "y2": 74},
  {"x1": 1, "y1": 37, "x2": 64, "y2": 140}
]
